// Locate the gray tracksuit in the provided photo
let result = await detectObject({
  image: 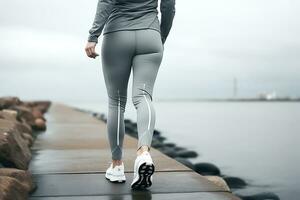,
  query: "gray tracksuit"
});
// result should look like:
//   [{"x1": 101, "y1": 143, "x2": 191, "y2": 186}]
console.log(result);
[{"x1": 87, "y1": 0, "x2": 175, "y2": 160}]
